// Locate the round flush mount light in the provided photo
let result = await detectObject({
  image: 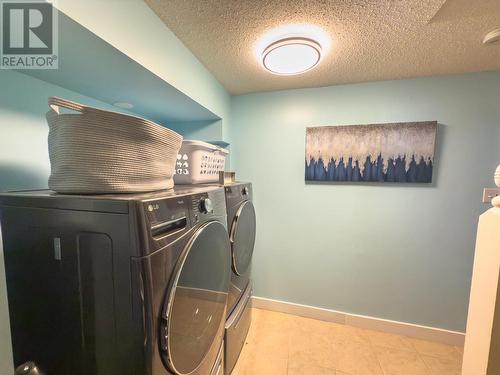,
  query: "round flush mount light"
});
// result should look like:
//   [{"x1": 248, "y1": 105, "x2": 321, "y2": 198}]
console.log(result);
[
  {"x1": 262, "y1": 37, "x2": 322, "y2": 75},
  {"x1": 483, "y1": 29, "x2": 500, "y2": 45},
  {"x1": 113, "y1": 102, "x2": 134, "y2": 110}
]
